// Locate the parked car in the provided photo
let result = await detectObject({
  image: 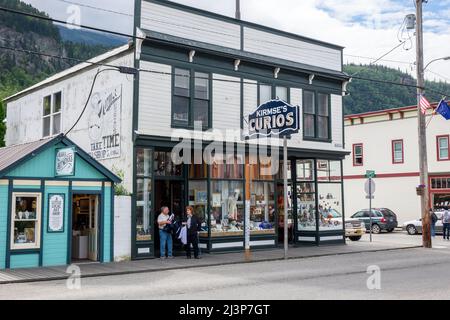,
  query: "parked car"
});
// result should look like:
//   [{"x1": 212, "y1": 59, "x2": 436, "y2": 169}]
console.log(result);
[
  {"x1": 350, "y1": 208, "x2": 398, "y2": 234},
  {"x1": 325, "y1": 209, "x2": 366, "y2": 241},
  {"x1": 402, "y1": 212, "x2": 443, "y2": 235}
]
